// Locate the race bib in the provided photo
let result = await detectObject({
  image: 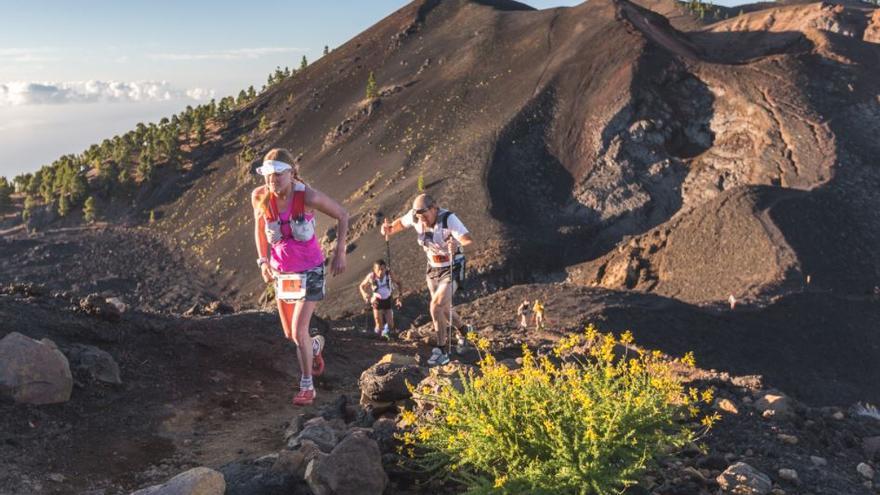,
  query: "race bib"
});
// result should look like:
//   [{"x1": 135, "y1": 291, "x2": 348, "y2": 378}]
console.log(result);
[{"x1": 276, "y1": 272, "x2": 307, "y2": 301}]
